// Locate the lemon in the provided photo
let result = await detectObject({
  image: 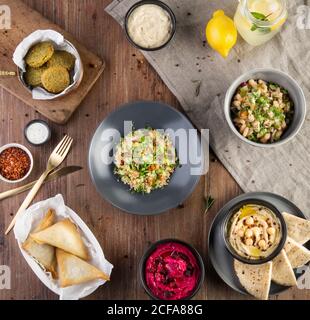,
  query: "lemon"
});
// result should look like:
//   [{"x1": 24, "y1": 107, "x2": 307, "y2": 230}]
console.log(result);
[
  {"x1": 270, "y1": 17, "x2": 286, "y2": 31},
  {"x1": 206, "y1": 10, "x2": 237, "y2": 58}
]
